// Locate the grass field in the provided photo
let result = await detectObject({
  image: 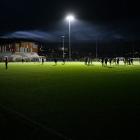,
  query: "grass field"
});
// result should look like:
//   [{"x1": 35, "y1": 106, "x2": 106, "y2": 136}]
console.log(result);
[{"x1": 0, "y1": 62, "x2": 140, "y2": 140}]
